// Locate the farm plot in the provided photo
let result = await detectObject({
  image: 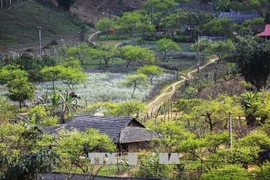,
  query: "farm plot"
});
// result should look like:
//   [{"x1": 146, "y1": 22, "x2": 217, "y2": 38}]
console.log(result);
[{"x1": 36, "y1": 72, "x2": 177, "y2": 105}]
